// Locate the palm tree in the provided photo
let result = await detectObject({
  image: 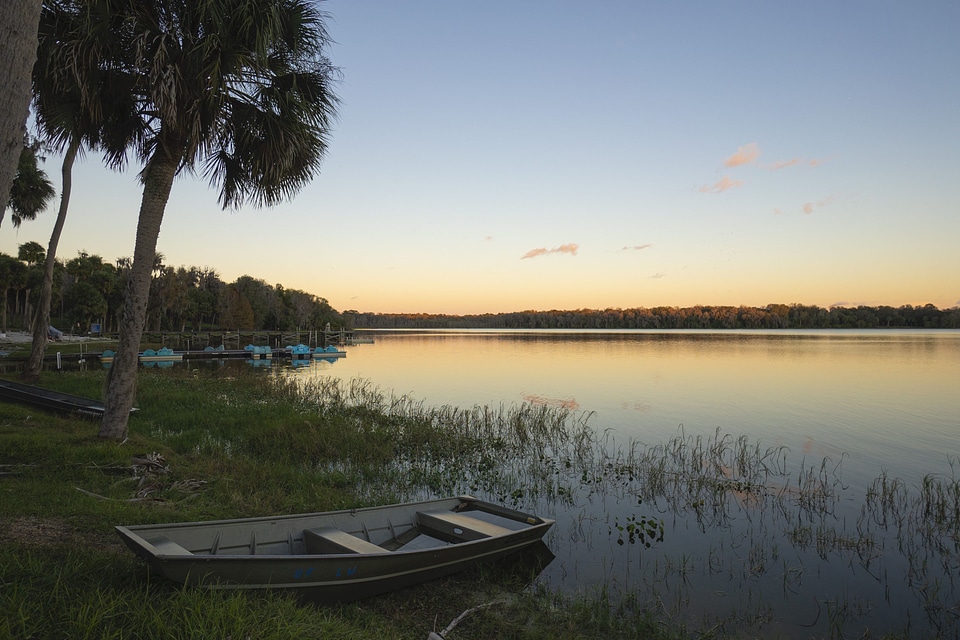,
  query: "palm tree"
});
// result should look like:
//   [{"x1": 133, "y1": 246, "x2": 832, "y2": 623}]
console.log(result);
[
  {"x1": 4, "y1": 142, "x2": 55, "y2": 228},
  {"x1": 40, "y1": 0, "x2": 339, "y2": 439},
  {"x1": 17, "y1": 241, "x2": 46, "y2": 267},
  {"x1": 0, "y1": 256, "x2": 27, "y2": 335},
  {"x1": 23, "y1": 0, "x2": 146, "y2": 381},
  {"x1": 17, "y1": 241, "x2": 46, "y2": 332},
  {"x1": 0, "y1": 0, "x2": 42, "y2": 220}
]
